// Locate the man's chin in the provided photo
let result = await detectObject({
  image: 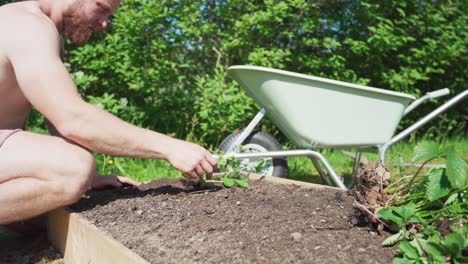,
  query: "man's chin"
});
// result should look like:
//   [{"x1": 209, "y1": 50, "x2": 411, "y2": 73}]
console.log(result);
[
  {"x1": 70, "y1": 38, "x2": 89, "y2": 47},
  {"x1": 72, "y1": 41, "x2": 87, "y2": 47},
  {"x1": 66, "y1": 33, "x2": 91, "y2": 46}
]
